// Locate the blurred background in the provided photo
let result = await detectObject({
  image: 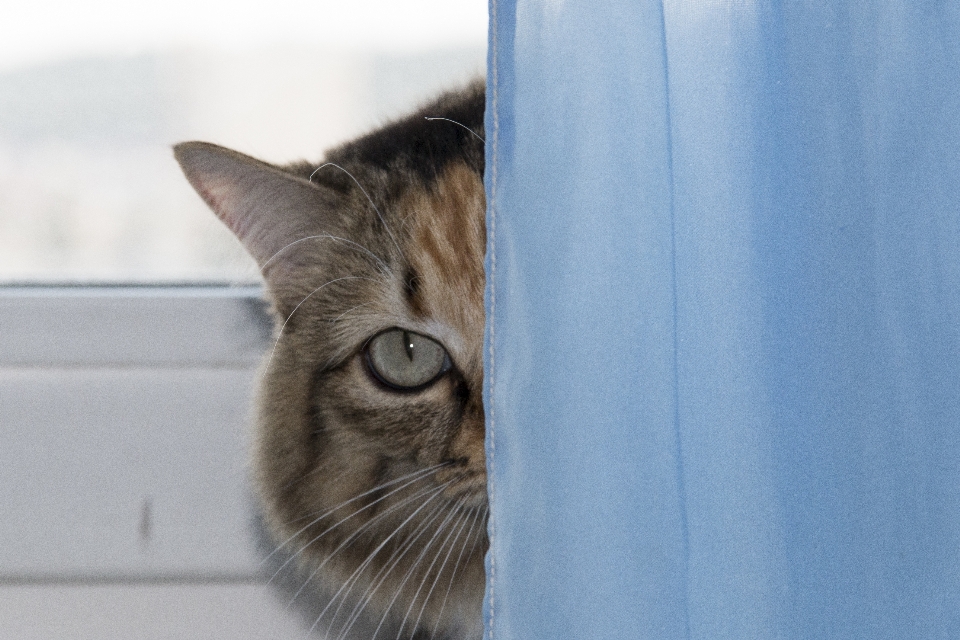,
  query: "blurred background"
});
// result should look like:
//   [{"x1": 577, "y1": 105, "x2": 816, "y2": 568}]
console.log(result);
[
  {"x1": 0, "y1": 0, "x2": 486, "y2": 282},
  {"x1": 0, "y1": 2, "x2": 485, "y2": 638}
]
